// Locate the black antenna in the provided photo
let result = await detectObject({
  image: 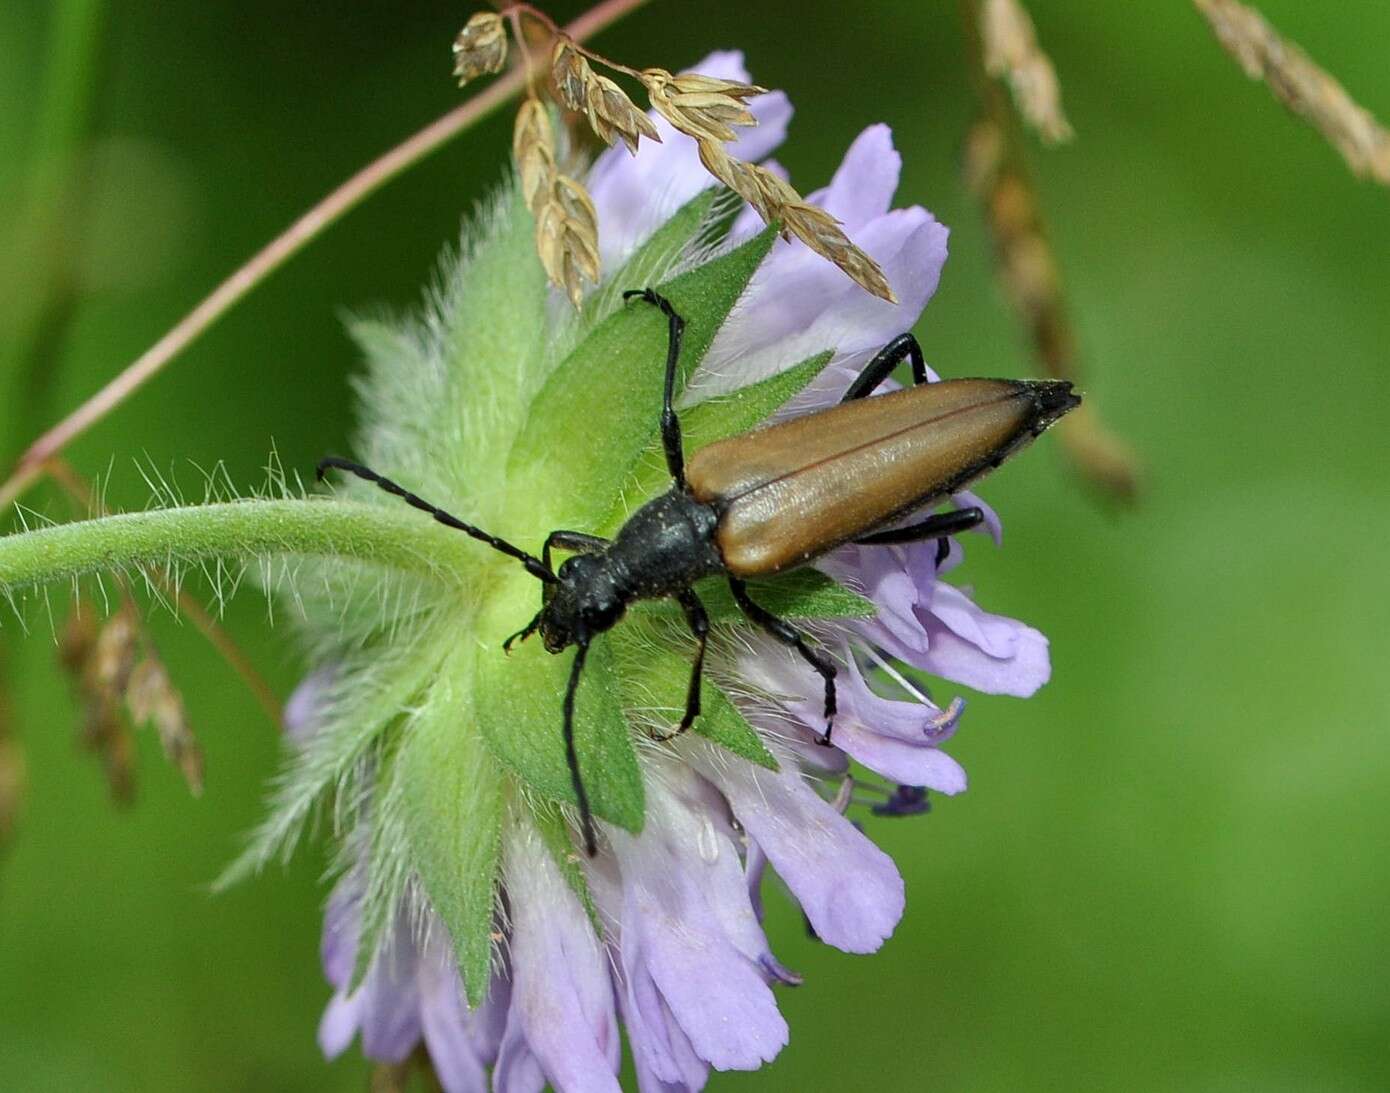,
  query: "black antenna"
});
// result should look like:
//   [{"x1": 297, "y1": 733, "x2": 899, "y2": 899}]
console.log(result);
[{"x1": 317, "y1": 458, "x2": 556, "y2": 583}]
